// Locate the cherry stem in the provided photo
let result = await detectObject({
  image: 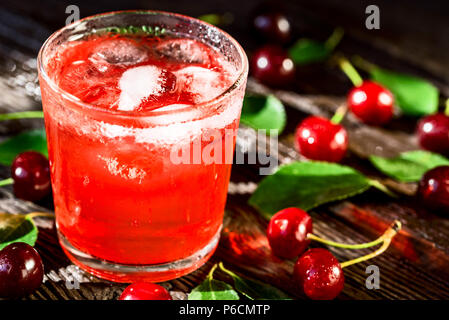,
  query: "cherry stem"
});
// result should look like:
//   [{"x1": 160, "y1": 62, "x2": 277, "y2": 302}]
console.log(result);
[
  {"x1": 330, "y1": 104, "x2": 347, "y2": 124},
  {"x1": 0, "y1": 111, "x2": 44, "y2": 121},
  {"x1": 368, "y1": 179, "x2": 397, "y2": 198},
  {"x1": 444, "y1": 98, "x2": 449, "y2": 117},
  {"x1": 207, "y1": 264, "x2": 218, "y2": 280},
  {"x1": 26, "y1": 212, "x2": 55, "y2": 220},
  {"x1": 0, "y1": 178, "x2": 13, "y2": 187},
  {"x1": 324, "y1": 27, "x2": 345, "y2": 51},
  {"x1": 351, "y1": 55, "x2": 377, "y2": 73},
  {"x1": 338, "y1": 57, "x2": 363, "y2": 87},
  {"x1": 218, "y1": 262, "x2": 237, "y2": 277},
  {"x1": 307, "y1": 233, "x2": 384, "y2": 250},
  {"x1": 340, "y1": 220, "x2": 402, "y2": 268}
]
